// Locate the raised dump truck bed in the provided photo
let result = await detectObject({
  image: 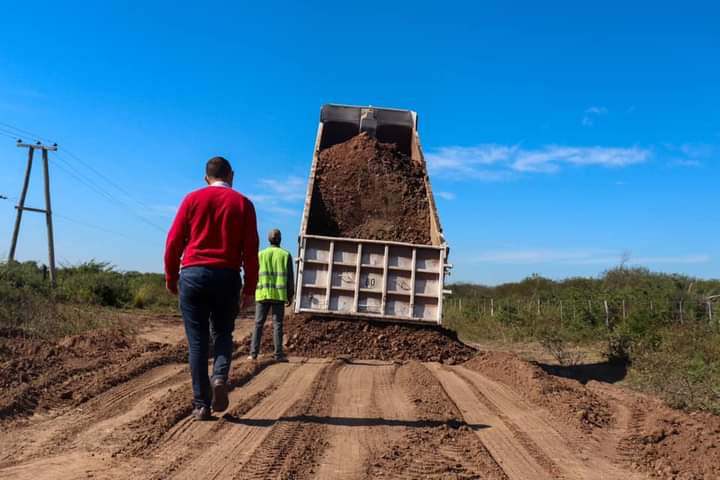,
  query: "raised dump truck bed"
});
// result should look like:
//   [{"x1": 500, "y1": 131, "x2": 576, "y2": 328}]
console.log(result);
[{"x1": 294, "y1": 104, "x2": 450, "y2": 325}]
